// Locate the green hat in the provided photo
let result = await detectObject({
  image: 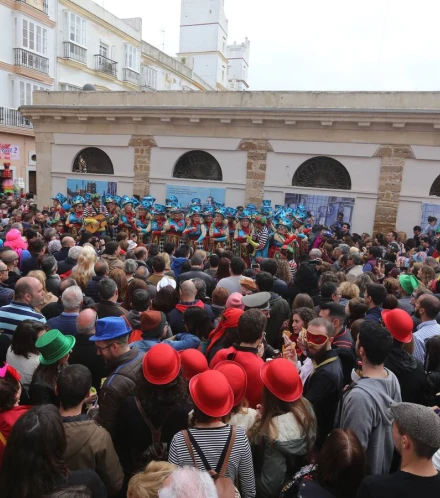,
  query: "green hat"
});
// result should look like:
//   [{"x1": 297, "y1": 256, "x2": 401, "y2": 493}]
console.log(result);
[
  {"x1": 399, "y1": 274, "x2": 419, "y2": 295},
  {"x1": 36, "y1": 329, "x2": 76, "y2": 365}
]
